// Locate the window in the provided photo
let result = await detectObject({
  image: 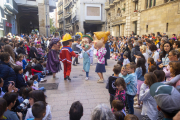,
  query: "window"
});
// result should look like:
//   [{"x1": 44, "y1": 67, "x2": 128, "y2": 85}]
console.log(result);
[
  {"x1": 149, "y1": 0, "x2": 152, "y2": 7},
  {"x1": 166, "y1": 23, "x2": 168, "y2": 32},
  {"x1": 135, "y1": 2, "x2": 138, "y2": 10},
  {"x1": 146, "y1": 25, "x2": 148, "y2": 33},
  {"x1": 154, "y1": 0, "x2": 156, "y2": 6},
  {"x1": 117, "y1": 8, "x2": 121, "y2": 16},
  {"x1": 146, "y1": 0, "x2": 149, "y2": 9}
]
